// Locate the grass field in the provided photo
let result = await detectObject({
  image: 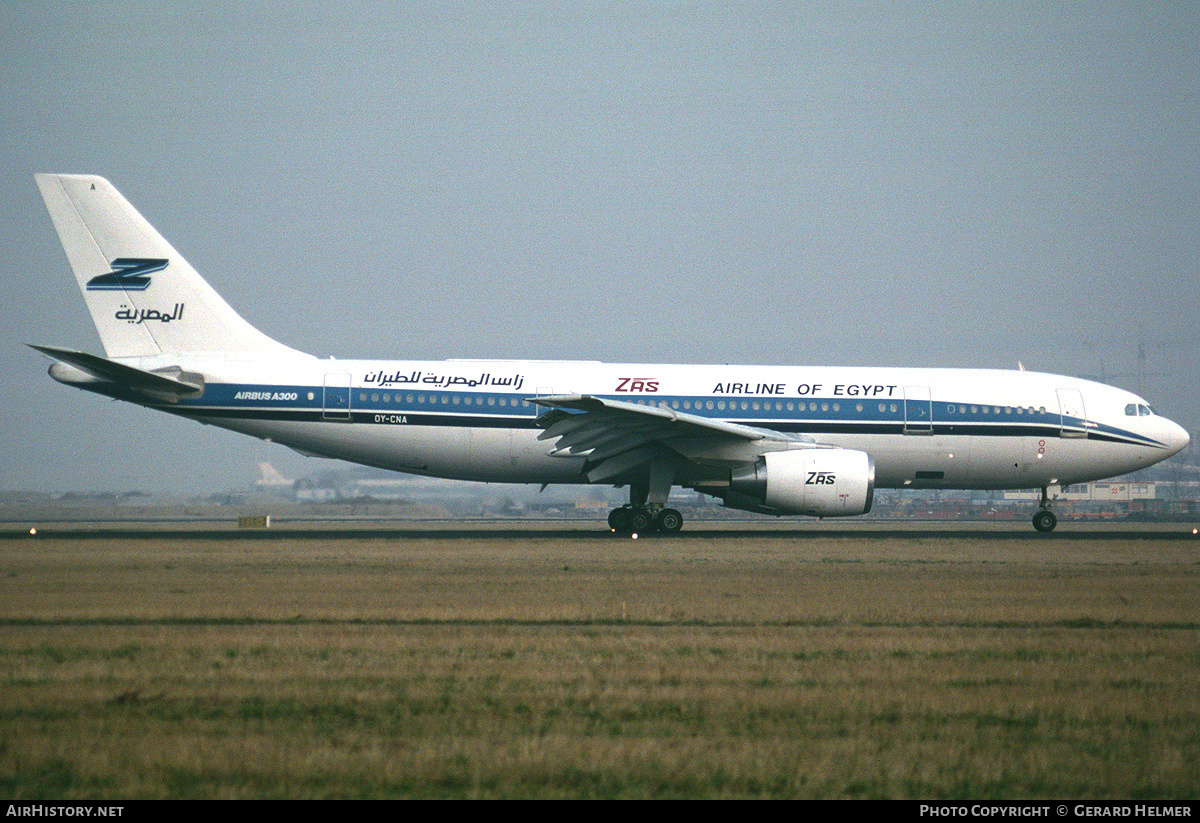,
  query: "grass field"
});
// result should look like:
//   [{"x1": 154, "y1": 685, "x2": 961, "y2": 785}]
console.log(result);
[{"x1": 1, "y1": 522, "x2": 1198, "y2": 798}]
